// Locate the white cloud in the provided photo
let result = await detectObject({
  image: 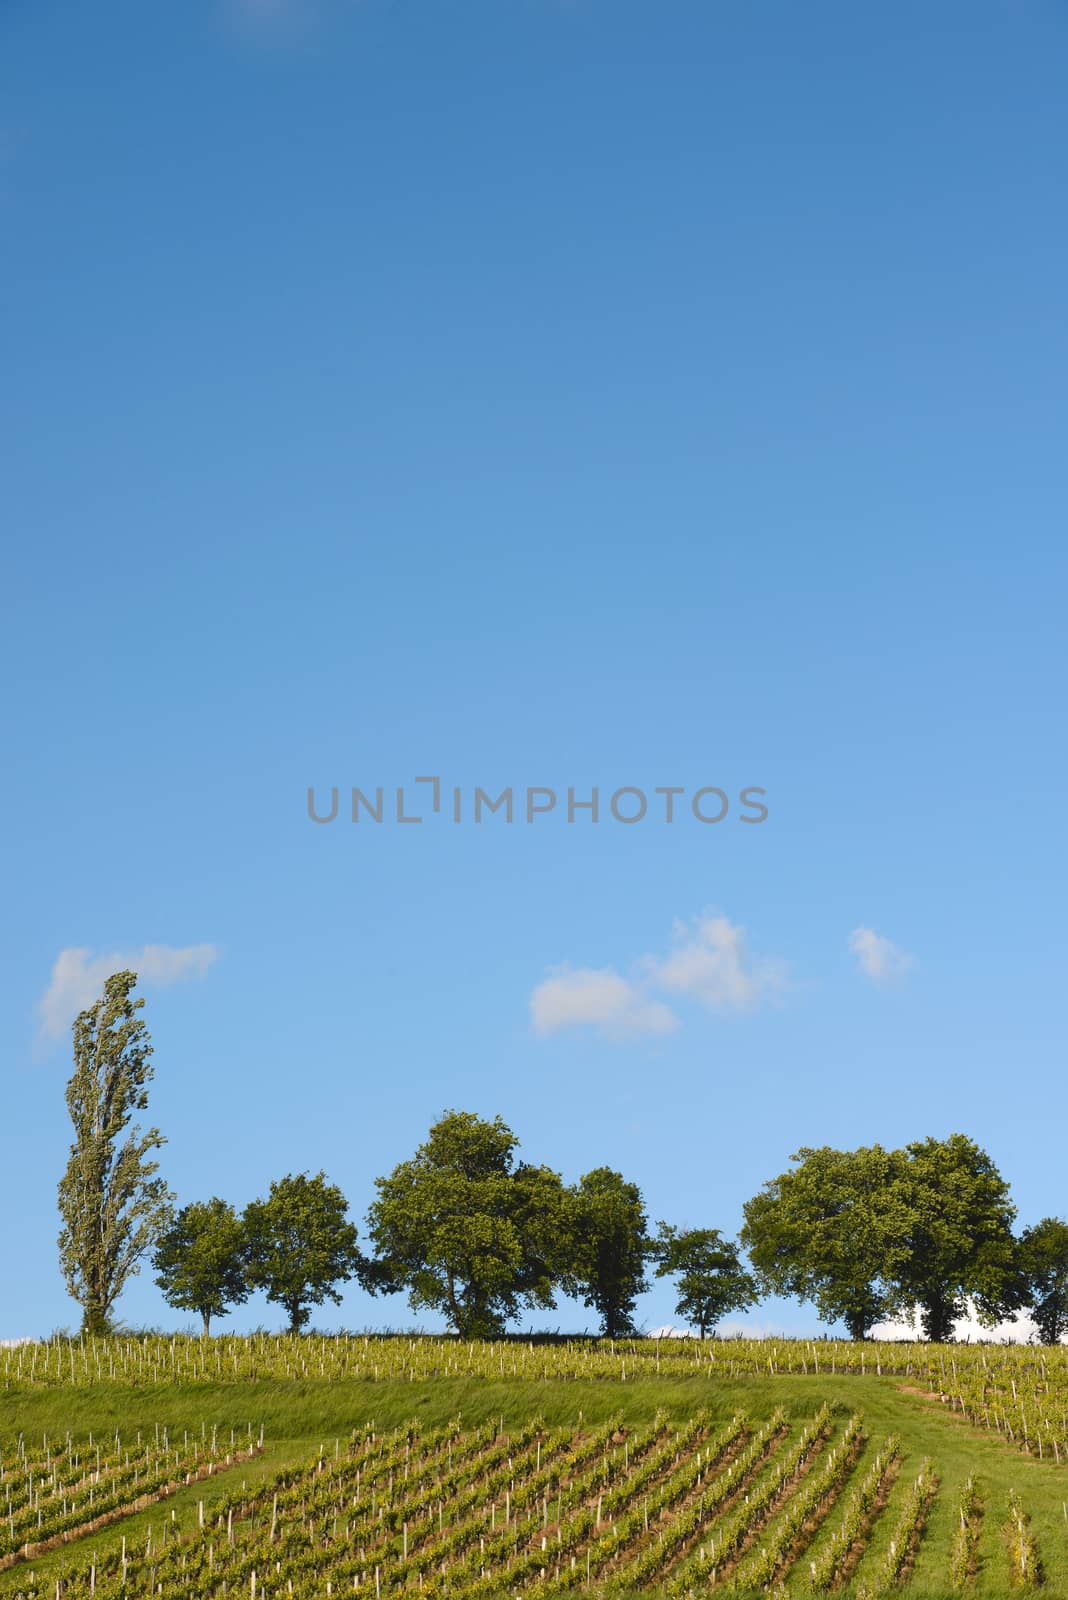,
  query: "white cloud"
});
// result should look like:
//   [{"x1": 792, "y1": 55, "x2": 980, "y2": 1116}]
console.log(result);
[
  {"x1": 530, "y1": 966, "x2": 678, "y2": 1040},
  {"x1": 705, "y1": 1317, "x2": 810, "y2": 1339},
  {"x1": 849, "y1": 926, "x2": 913, "y2": 984},
  {"x1": 38, "y1": 943, "x2": 219, "y2": 1043},
  {"x1": 530, "y1": 910, "x2": 786, "y2": 1041},
  {"x1": 870, "y1": 1302, "x2": 1045, "y2": 1344},
  {"x1": 647, "y1": 912, "x2": 787, "y2": 1013}
]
